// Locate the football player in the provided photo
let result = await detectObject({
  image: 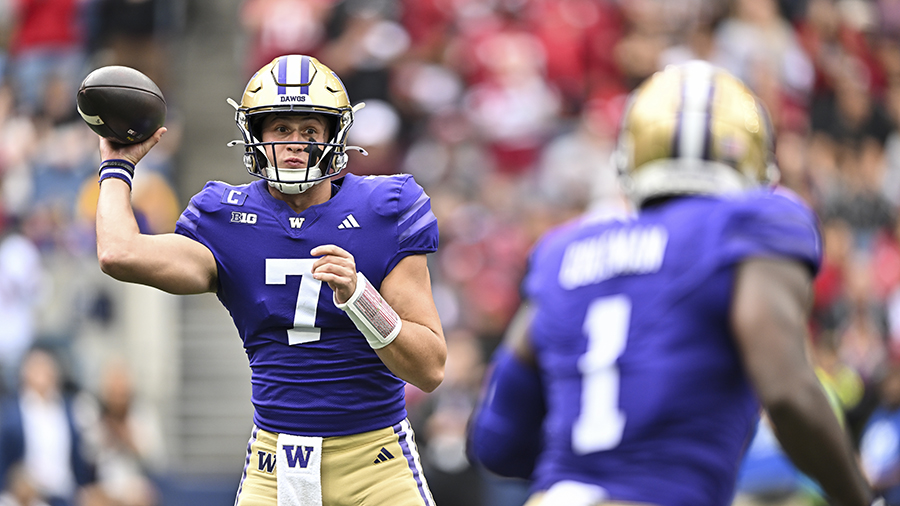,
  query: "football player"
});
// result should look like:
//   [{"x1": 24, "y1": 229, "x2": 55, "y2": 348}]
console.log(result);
[
  {"x1": 94, "y1": 55, "x2": 445, "y2": 506},
  {"x1": 467, "y1": 61, "x2": 877, "y2": 506}
]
